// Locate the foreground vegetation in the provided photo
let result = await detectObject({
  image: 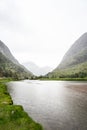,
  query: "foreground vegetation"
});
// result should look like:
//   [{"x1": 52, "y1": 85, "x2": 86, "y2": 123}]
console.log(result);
[{"x1": 0, "y1": 78, "x2": 43, "y2": 130}]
